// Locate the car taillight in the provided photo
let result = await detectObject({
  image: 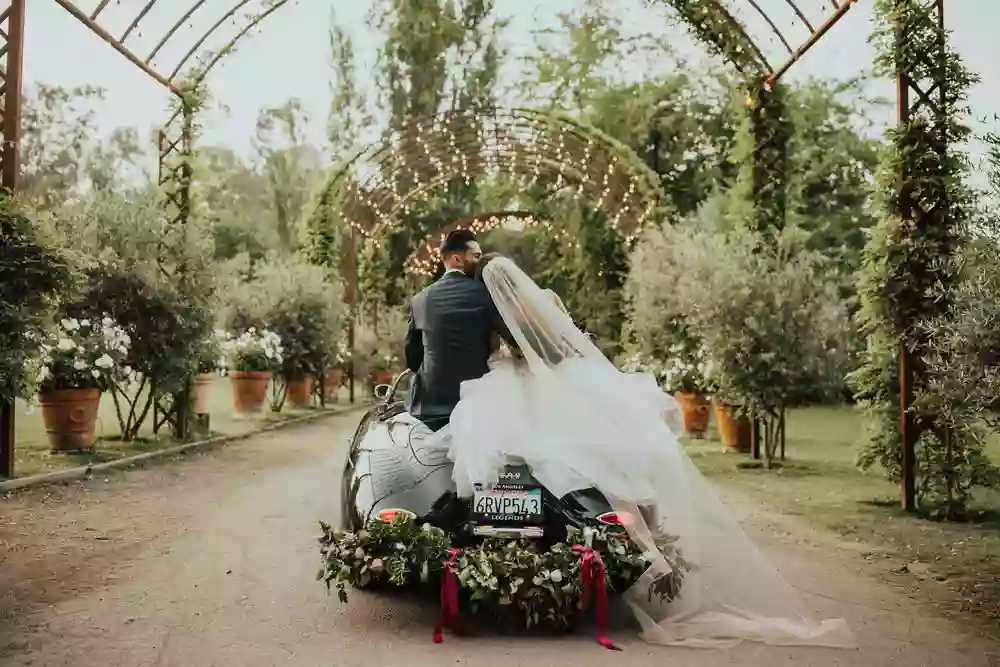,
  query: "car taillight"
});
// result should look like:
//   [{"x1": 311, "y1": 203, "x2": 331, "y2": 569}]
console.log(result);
[
  {"x1": 597, "y1": 511, "x2": 635, "y2": 528},
  {"x1": 377, "y1": 508, "x2": 416, "y2": 522}
]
